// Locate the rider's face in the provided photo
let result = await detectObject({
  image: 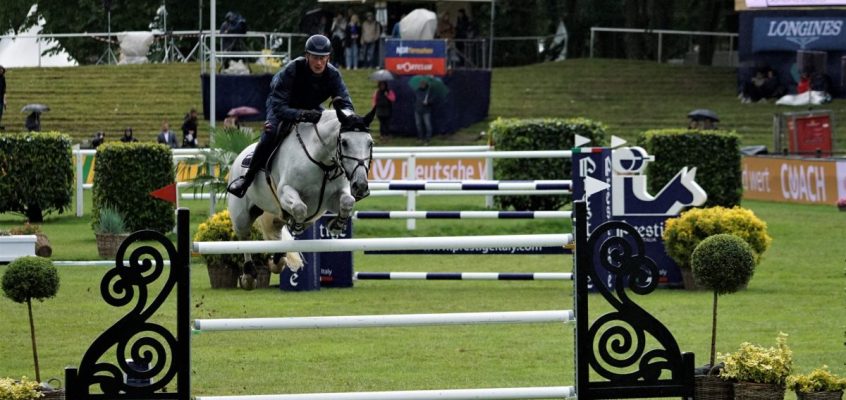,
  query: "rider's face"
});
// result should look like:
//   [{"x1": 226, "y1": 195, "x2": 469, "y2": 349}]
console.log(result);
[{"x1": 306, "y1": 53, "x2": 329, "y2": 74}]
